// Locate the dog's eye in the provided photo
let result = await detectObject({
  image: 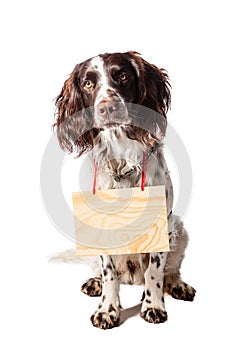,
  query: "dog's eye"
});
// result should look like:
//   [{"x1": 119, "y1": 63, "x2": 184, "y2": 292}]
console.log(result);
[
  {"x1": 119, "y1": 72, "x2": 128, "y2": 82},
  {"x1": 84, "y1": 80, "x2": 95, "y2": 90}
]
